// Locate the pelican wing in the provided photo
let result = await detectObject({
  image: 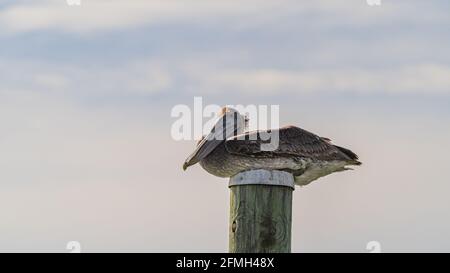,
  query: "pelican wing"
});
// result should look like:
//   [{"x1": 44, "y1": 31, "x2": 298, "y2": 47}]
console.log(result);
[{"x1": 225, "y1": 126, "x2": 360, "y2": 162}]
